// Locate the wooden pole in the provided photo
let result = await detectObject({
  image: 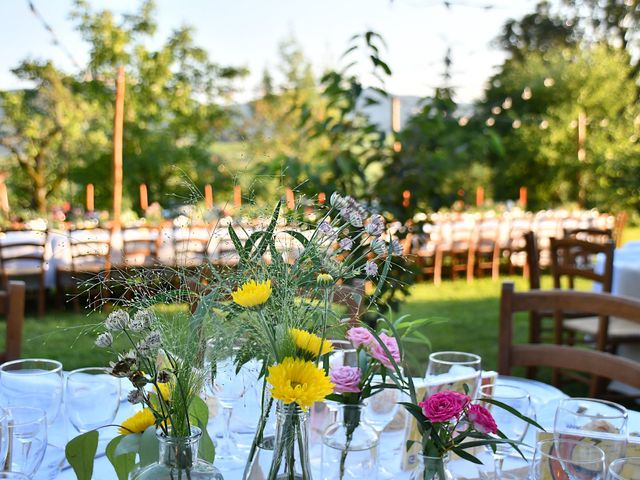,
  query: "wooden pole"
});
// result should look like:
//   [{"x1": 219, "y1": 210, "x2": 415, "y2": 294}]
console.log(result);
[
  {"x1": 112, "y1": 66, "x2": 125, "y2": 230},
  {"x1": 519, "y1": 187, "x2": 527, "y2": 208},
  {"x1": 391, "y1": 96, "x2": 402, "y2": 153},
  {"x1": 86, "y1": 184, "x2": 94, "y2": 212},
  {"x1": 204, "y1": 184, "x2": 214, "y2": 209},
  {"x1": 402, "y1": 190, "x2": 411, "y2": 208},
  {"x1": 233, "y1": 186, "x2": 242, "y2": 209},
  {"x1": 139, "y1": 184, "x2": 148, "y2": 211},
  {"x1": 285, "y1": 188, "x2": 295, "y2": 209},
  {"x1": 318, "y1": 192, "x2": 326, "y2": 205},
  {"x1": 476, "y1": 186, "x2": 484, "y2": 207},
  {"x1": 577, "y1": 110, "x2": 587, "y2": 207},
  {"x1": 0, "y1": 177, "x2": 9, "y2": 216}
]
